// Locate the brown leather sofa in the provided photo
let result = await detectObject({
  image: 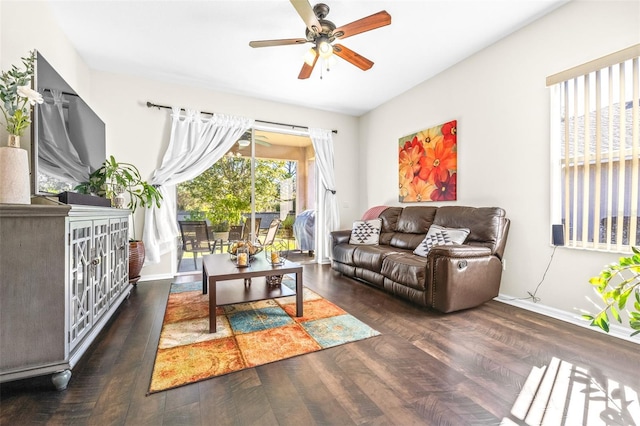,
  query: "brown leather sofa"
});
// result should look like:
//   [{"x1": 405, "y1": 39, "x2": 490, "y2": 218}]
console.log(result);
[{"x1": 330, "y1": 206, "x2": 510, "y2": 313}]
